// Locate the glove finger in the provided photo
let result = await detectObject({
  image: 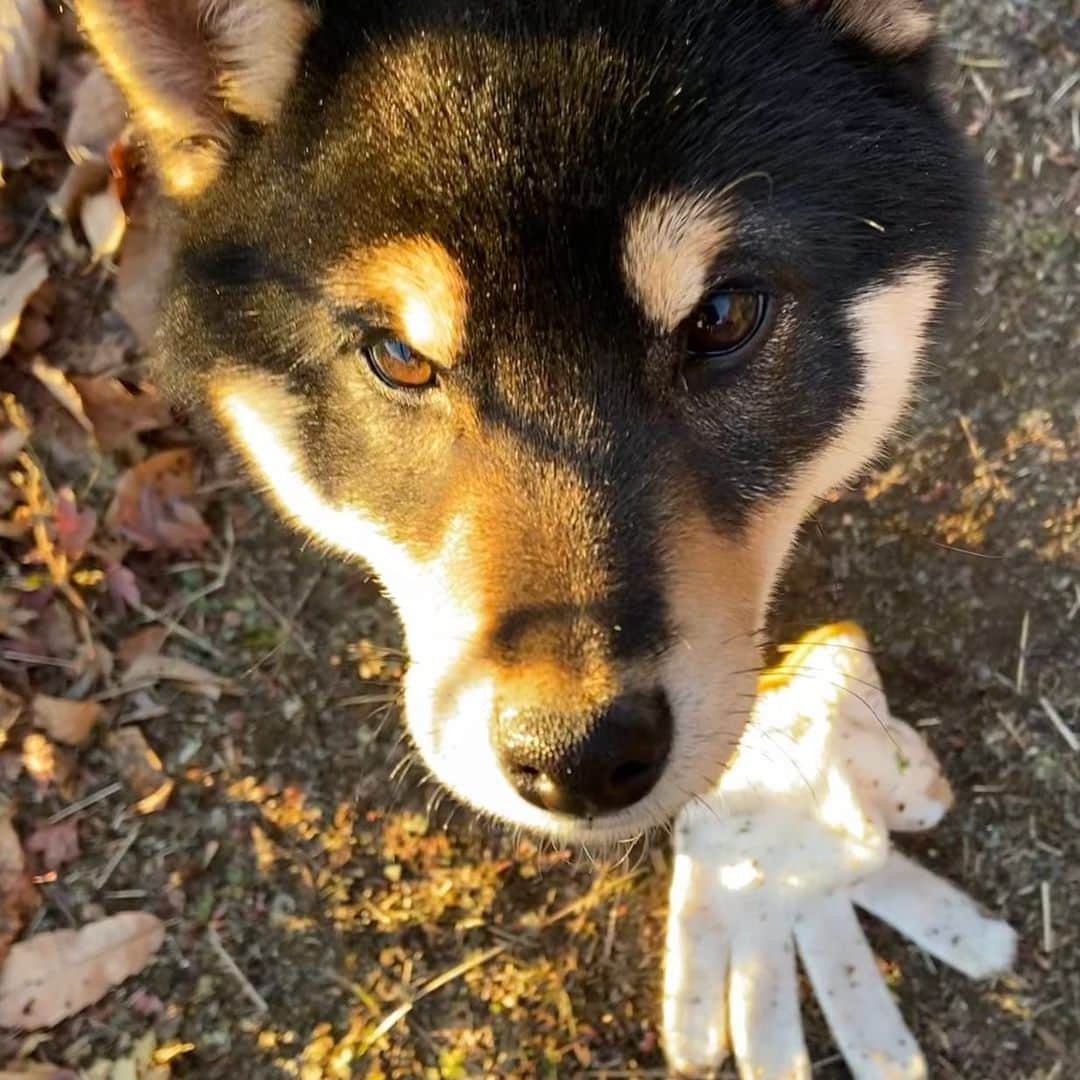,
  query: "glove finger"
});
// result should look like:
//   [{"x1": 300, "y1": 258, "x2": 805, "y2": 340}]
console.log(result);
[
  {"x1": 663, "y1": 852, "x2": 732, "y2": 1076},
  {"x1": 730, "y1": 924, "x2": 810, "y2": 1080},
  {"x1": 852, "y1": 850, "x2": 1017, "y2": 979},
  {"x1": 842, "y1": 715, "x2": 953, "y2": 833},
  {"x1": 795, "y1": 894, "x2": 926, "y2": 1080}
]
